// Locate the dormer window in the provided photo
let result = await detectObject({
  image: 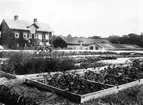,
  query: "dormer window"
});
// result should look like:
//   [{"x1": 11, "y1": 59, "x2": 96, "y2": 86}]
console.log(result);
[
  {"x1": 23, "y1": 32, "x2": 28, "y2": 39},
  {"x1": 14, "y1": 32, "x2": 20, "y2": 38}
]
